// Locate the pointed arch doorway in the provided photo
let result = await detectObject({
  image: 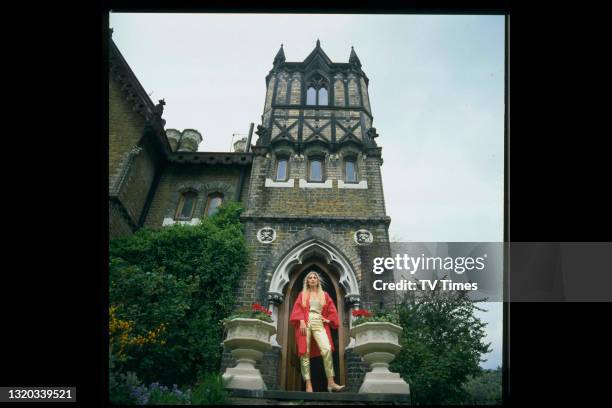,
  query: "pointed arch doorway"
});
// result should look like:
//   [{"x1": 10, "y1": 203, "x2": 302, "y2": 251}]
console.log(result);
[{"x1": 277, "y1": 258, "x2": 346, "y2": 391}]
